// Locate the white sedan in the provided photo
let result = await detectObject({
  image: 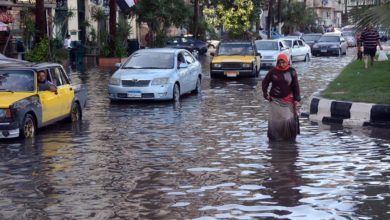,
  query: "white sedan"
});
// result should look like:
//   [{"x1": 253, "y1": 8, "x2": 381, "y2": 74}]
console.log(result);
[
  {"x1": 280, "y1": 38, "x2": 311, "y2": 62},
  {"x1": 108, "y1": 48, "x2": 202, "y2": 102},
  {"x1": 255, "y1": 39, "x2": 292, "y2": 69}
]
